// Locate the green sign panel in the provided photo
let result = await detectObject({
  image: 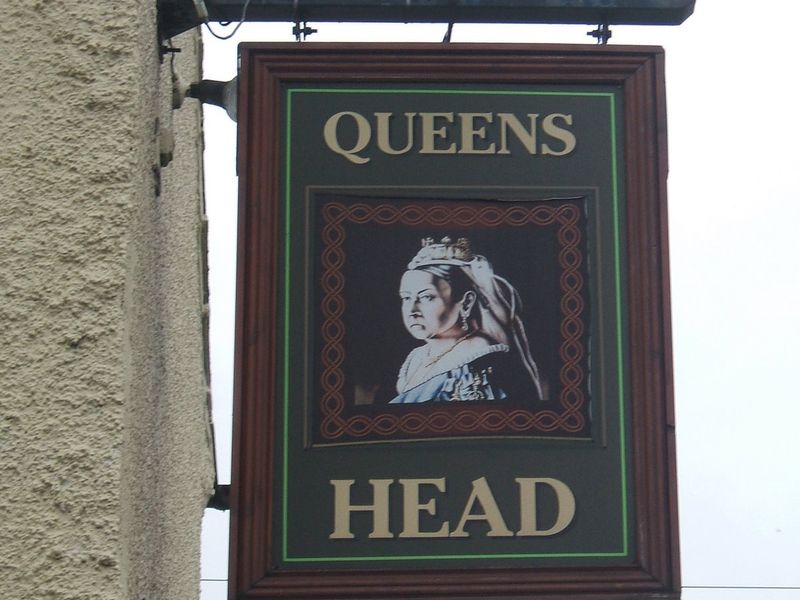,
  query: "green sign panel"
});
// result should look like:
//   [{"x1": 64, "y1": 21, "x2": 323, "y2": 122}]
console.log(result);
[{"x1": 232, "y1": 43, "x2": 679, "y2": 599}]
